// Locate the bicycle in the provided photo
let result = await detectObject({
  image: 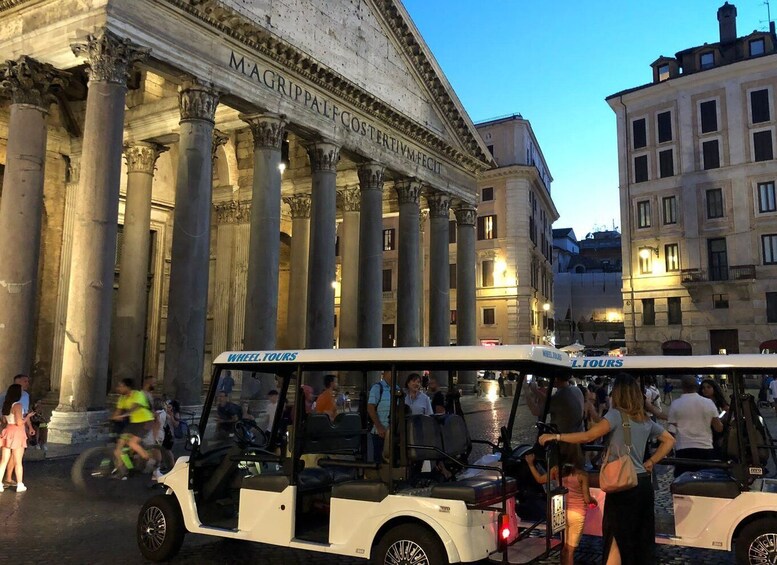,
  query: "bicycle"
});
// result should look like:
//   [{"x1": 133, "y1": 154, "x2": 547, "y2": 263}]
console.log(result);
[{"x1": 71, "y1": 421, "x2": 158, "y2": 497}]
